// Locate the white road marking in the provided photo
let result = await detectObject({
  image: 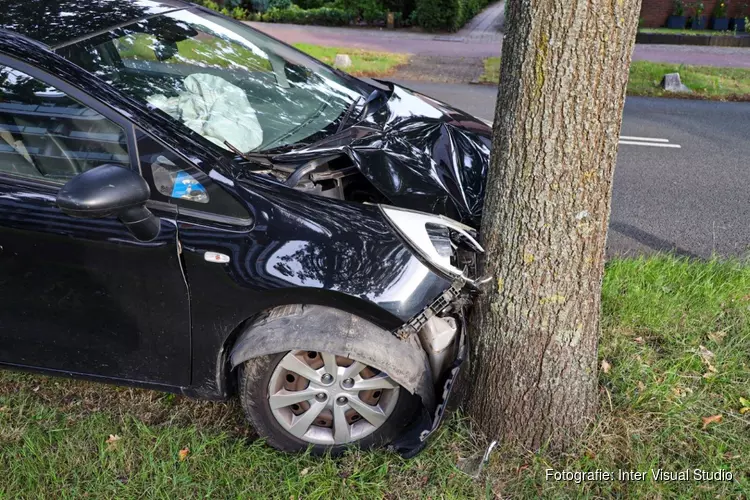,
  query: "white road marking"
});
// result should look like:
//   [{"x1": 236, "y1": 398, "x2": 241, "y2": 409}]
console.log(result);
[
  {"x1": 478, "y1": 120, "x2": 682, "y2": 149},
  {"x1": 618, "y1": 140, "x2": 681, "y2": 148},
  {"x1": 619, "y1": 135, "x2": 670, "y2": 143}
]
